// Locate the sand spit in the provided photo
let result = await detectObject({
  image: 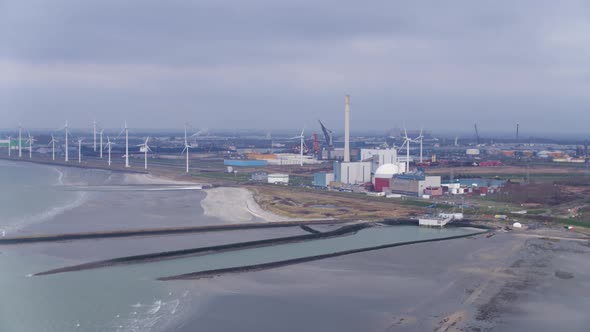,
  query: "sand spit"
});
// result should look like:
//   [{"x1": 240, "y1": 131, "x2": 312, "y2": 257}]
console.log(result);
[{"x1": 202, "y1": 187, "x2": 301, "y2": 223}]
